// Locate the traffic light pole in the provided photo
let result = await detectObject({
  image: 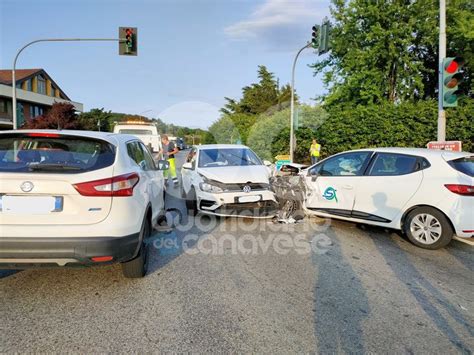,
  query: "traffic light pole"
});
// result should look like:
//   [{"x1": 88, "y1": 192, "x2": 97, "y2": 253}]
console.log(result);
[
  {"x1": 437, "y1": 0, "x2": 446, "y2": 141},
  {"x1": 12, "y1": 38, "x2": 125, "y2": 130},
  {"x1": 290, "y1": 42, "x2": 312, "y2": 163}
]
